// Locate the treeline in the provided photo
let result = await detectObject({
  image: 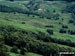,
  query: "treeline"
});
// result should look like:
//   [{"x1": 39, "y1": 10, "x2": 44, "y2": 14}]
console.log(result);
[{"x1": 36, "y1": 30, "x2": 75, "y2": 47}]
